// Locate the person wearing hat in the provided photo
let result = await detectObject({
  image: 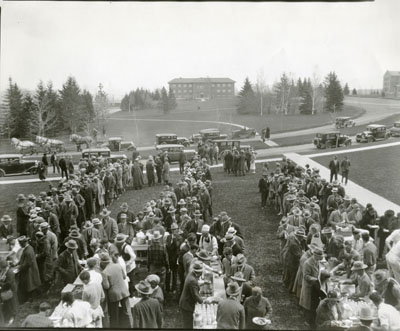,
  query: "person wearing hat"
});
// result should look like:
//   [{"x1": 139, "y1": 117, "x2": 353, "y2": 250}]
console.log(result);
[
  {"x1": 132, "y1": 280, "x2": 162, "y2": 328},
  {"x1": 258, "y1": 173, "x2": 269, "y2": 209},
  {"x1": 41, "y1": 203, "x2": 61, "y2": 239},
  {"x1": 230, "y1": 253, "x2": 256, "y2": 298},
  {"x1": 185, "y1": 210, "x2": 203, "y2": 236},
  {"x1": 216, "y1": 281, "x2": 245, "y2": 329},
  {"x1": 369, "y1": 291, "x2": 400, "y2": 331},
  {"x1": 179, "y1": 261, "x2": 205, "y2": 328},
  {"x1": 244, "y1": 286, "x2": 273, "y2": 330},
  {"x1": 0, "y1": 215, "x2": 14, "y2": 239},
  {"x1": 342, "y1": 261, "x2": 374, "y2": 299},
  {"x1": 100, "y1": 252, "x2": 133, "y2": 328},
  {"x1": 35, "y1": 231, "x2": 53, "y2": 292},
  {"x1": 164, "y1": 222, "x2": 184, "y2": 293},
  {"x1": 145, "y1": 274, "x2": 164, "y2": 306},
  {"x1": 361, "y1": 232, "x2": 378, "y2": 279},
  {"x1": 199, "y1": 224, "x2": 218, "y2": 257},
  {"x1": 162, "y1": 157, "x2": 170, "y2": 185},
  {"x1": 287, "y1": 207, "x2": 305, "y2": 228},
  {"x1": 283, "y1": 228, "x2": 306, "y2": 291},
  {"x1": 115, "y1": 233, "x2": 136, "y2": 296},
  {"x1": 59, "y1": 194, "x2": 79, "y2": 242},
  {"x1": 0, "y1": 257, "x2": 17, "y2": 325},
  {"x1": 327, "y1": 204, "x2": 348, "y2": 230},
  {"x1": 82, "y1": 221, "x2": 101, "y2": 256},
  {"x1": 299, "y1": 247, "x2": 324, "y2": 327},
  {"x1": 132, "y1": 157, "x2": 144, "y2": 190},
  {"x1": 328, "y1": 155, "x2": 340, "y2": 183},
  {"x1": 376, "y1": 210, "x2": 396, "y2": 260},
  {"x1": 373, "y1": 269, "x2": 400, "y2": 311},
  {"x1": 220, "y1": 214, "x2": 243, "y2": 240},
  {"x1": 16, "y1": 194, "x2": 30, "y2": 237},
  {"x1": 56, "y1": 238, "x2": 83, "y2": 286},
  {"x1": 353, "y1": 306, "x2": 375, "y2": 331},
  {"x1": 117, "y1": 202, "x2": 135, "y2": 224},
  {"x1": 21, "y1": 302, "x2": 53, "y2": 327},
  {"x1": 100, "y1": 208, "x2": 118, "y2": 243},
  {"x1": 223, "y1": 228, "x2": 245, "y2": 257},
  {"x1": 117, "y1": 213, "x2": 135, "y2": 243},
  {"x1": 332, "y1": 240, "x2": 361, "y2": 277},
  {"x1": 199, "y1": 184, "x2": 211, "y2": 221},
  {"x1": 103, "y1": 168, "x2": 116, "y2": 207},
  {"x1": 315, "y1": 290, "x2": 343, "y2": 329},
  {"x1": 71, "y1": 187, "x2": 86, "y2": 229},
  {"x1": 16, "y1": 236, "x2": 42, "y2": 303},
  {"x1": 145, "y1": 155, "x2": 156, "y2": 187},
  {"x1": 147, "y1": 230, "x2": 169, "y2": 292},
  {"x1": 164, "y1": 206, "x2": 177, "y2": 233}
]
